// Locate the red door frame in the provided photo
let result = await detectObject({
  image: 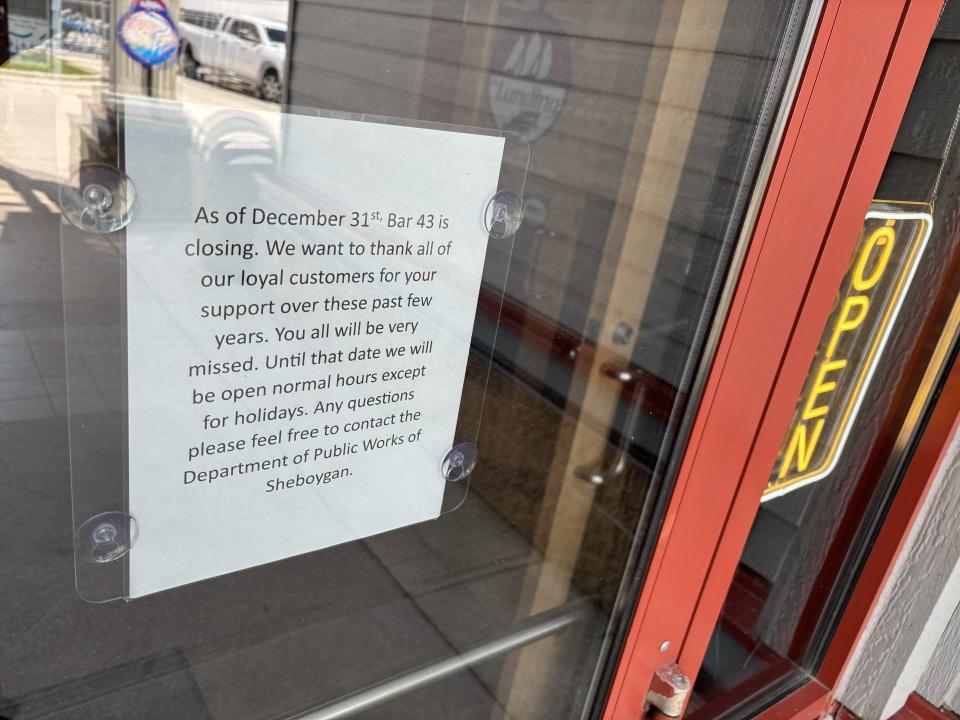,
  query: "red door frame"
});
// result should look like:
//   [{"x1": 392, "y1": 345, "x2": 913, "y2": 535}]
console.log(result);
[{"x1": 600, "y1": 0, "x2": 944, "y2": 718}]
